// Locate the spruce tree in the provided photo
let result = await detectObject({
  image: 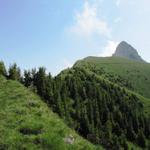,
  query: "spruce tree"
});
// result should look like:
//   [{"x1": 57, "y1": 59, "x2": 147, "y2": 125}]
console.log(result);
[
  {"x1": 8, "y1": 63, "x2": 21, "y2": 81},
  {"x1": 136, "y1": 130, "x2": 146, "y2": 148},
  {"x1": 24, "y1": 70, "x2": 32, "y2": 87},
  {"x1": 0, "y1": 61, "x2": 7, "y2": 76},
  {"x1": 34, "y1": 67, "x2": 47, "y2": 98}
]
